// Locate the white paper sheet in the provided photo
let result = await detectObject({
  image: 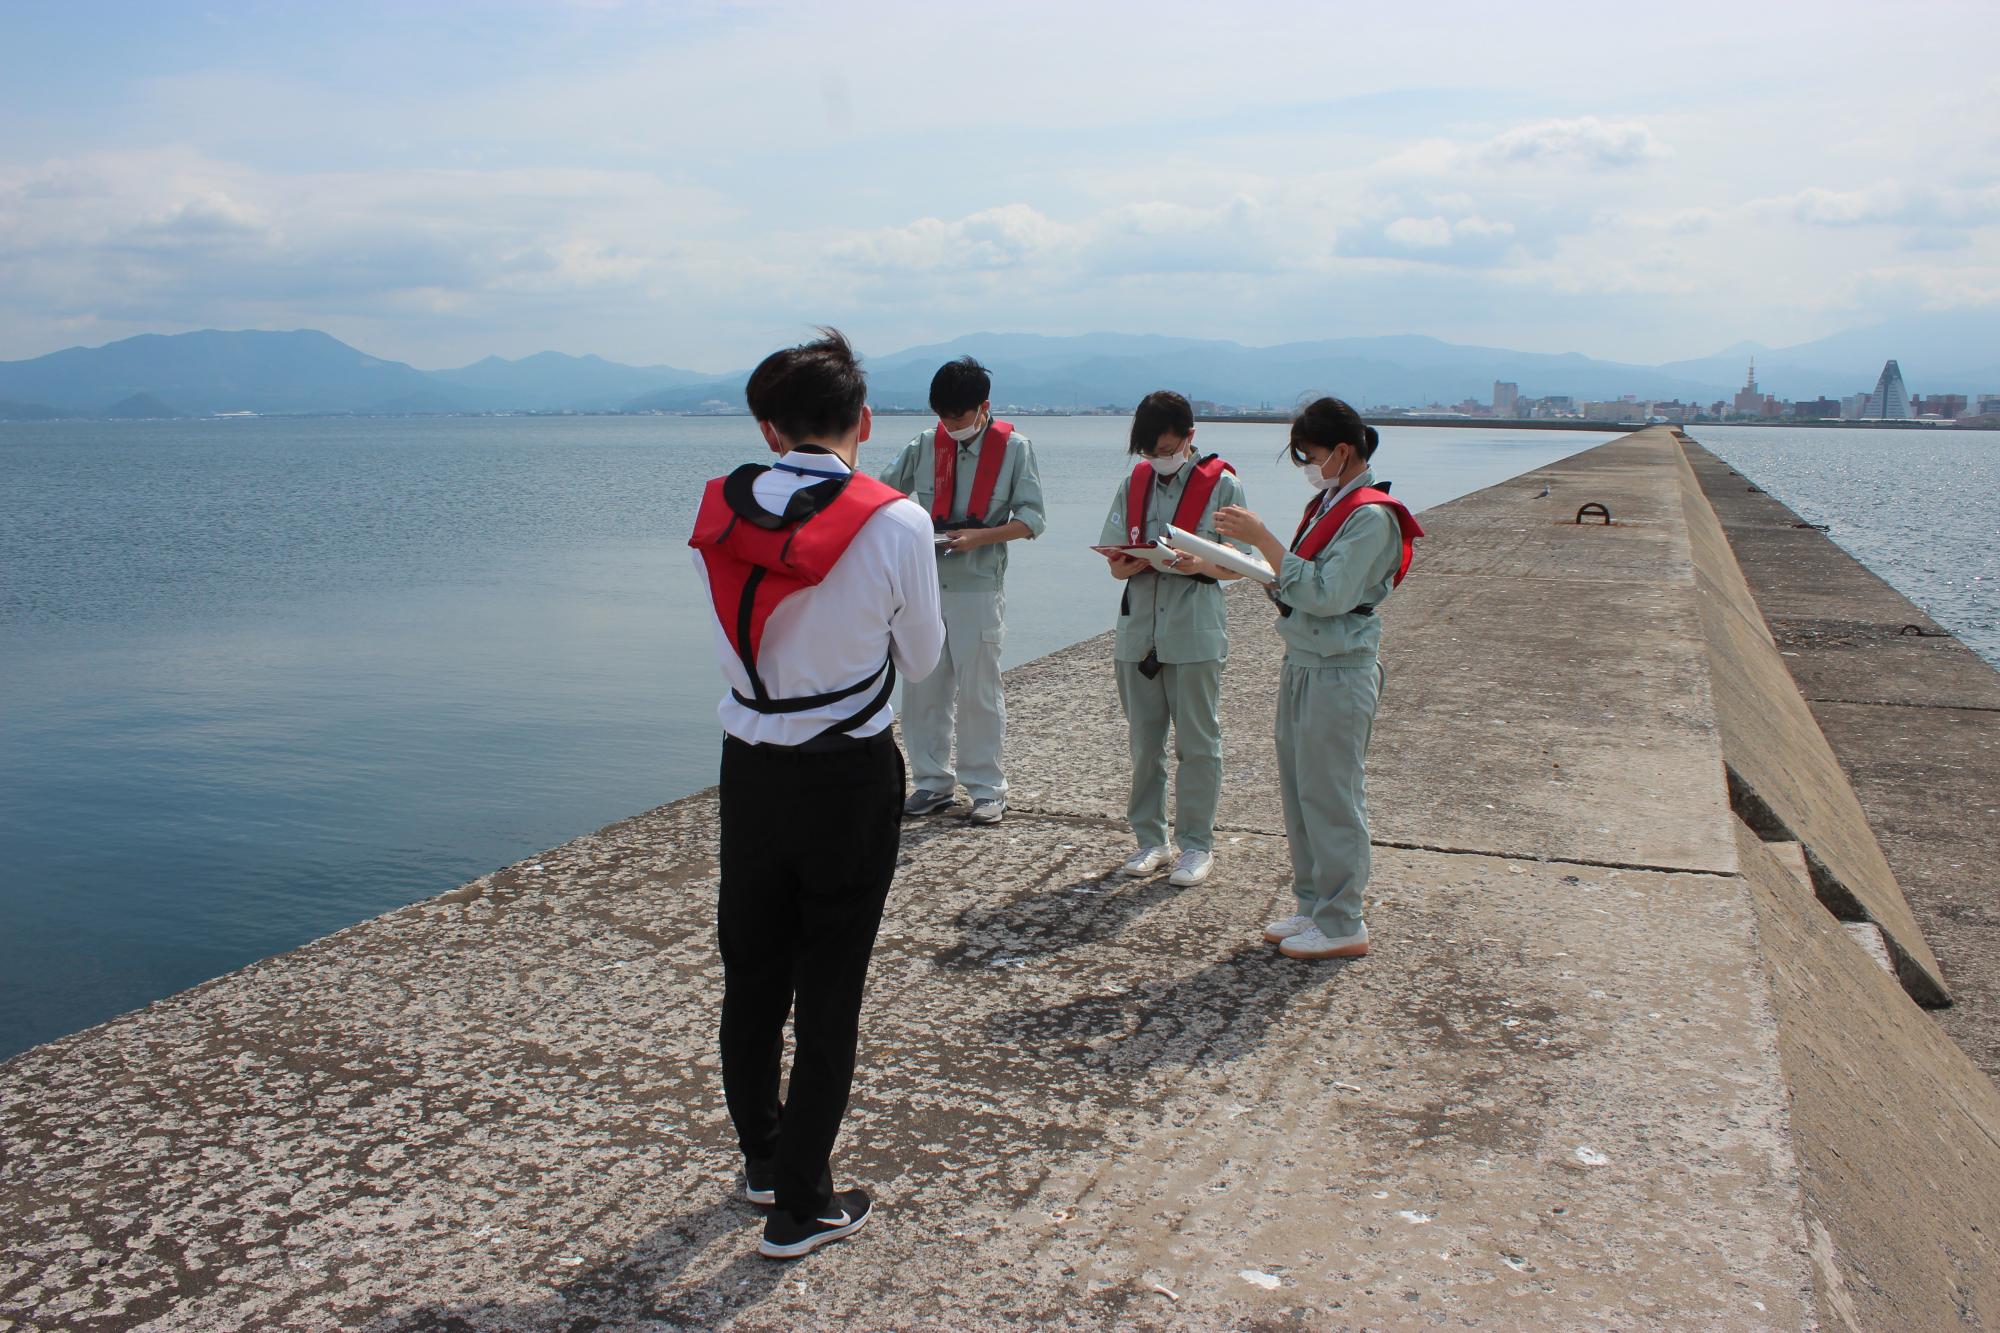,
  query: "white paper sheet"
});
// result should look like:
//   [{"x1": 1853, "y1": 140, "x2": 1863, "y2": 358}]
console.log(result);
[{"x1": 1162, "y1": 525, "x2": 1277, "y2": 583}]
